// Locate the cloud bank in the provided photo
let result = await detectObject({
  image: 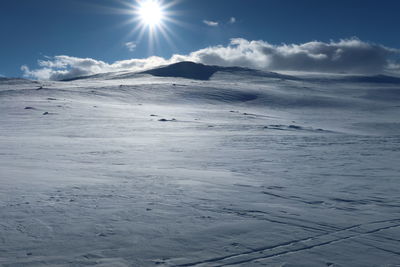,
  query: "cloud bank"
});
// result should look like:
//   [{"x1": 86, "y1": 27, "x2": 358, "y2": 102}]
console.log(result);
[
  {"x1": 22, "y1": 56, "x2": 170, "y2": 81},
  {"x1": 22, "y1": 38, "x2": 400, "y2": 80}
]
